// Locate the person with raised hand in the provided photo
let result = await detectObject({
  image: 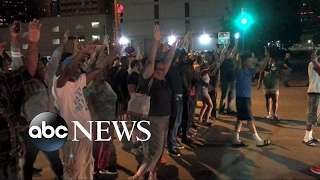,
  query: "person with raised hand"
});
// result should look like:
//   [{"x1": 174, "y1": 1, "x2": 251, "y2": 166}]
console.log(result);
[
  {"x1": 0, "y1": 18, "x2": 40, "y2": 180},
  {"x1": 54, "y1": 40, "x2": 122, "y2": 179},
  {"x1": 128, "y1": 24, "x2": 176, "y2": 180},
  {"x1": 232, "y1": 48, "x2": 271, "y2": 148}
]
